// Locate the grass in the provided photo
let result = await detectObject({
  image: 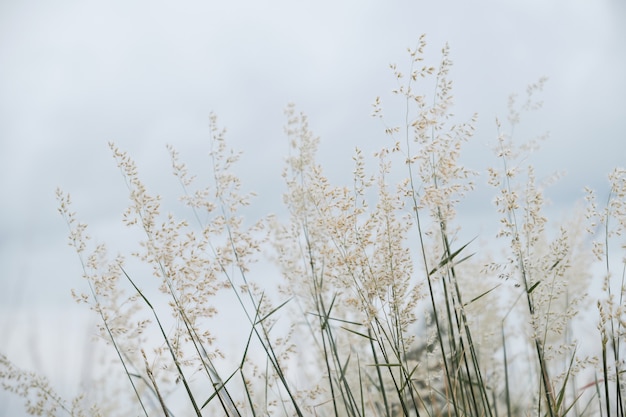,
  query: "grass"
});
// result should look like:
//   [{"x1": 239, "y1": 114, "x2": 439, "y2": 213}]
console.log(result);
[{"x1": 1, "y1": 36, "x2": 625, "y2": 416}]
